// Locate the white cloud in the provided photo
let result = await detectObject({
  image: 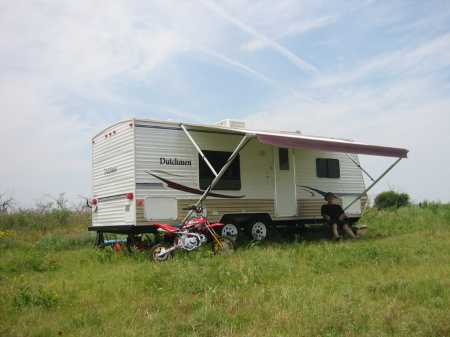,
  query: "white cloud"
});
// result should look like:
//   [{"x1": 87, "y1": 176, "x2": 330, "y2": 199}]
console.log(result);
[
  {"x1": 199, "y1": 0, "x2": 319, "y2": 75},
  {"x1": 313, "y1": 34, "x2": 450, "y2": 93},
  {"x1": 0, "y1": 0, "x2": 449, "y2": 205},
  {"x1": 241, "y1": 39, "x2": 268, "y2": 52}
]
